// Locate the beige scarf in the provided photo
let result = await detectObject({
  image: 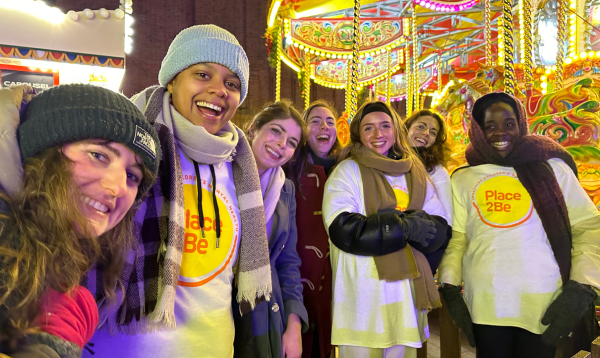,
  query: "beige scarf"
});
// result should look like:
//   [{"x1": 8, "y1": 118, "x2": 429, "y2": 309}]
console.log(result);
[{"x1": 350, "y1": 144, "x2": 441, "y2": 310}]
